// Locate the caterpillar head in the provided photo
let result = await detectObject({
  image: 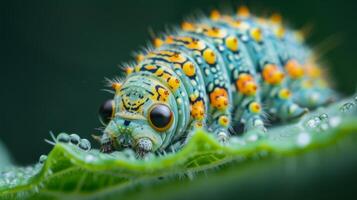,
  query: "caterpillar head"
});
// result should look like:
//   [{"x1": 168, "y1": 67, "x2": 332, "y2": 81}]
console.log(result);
[{"x1": 98, "y1": 76, "x2": 178, "y2": 156}]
